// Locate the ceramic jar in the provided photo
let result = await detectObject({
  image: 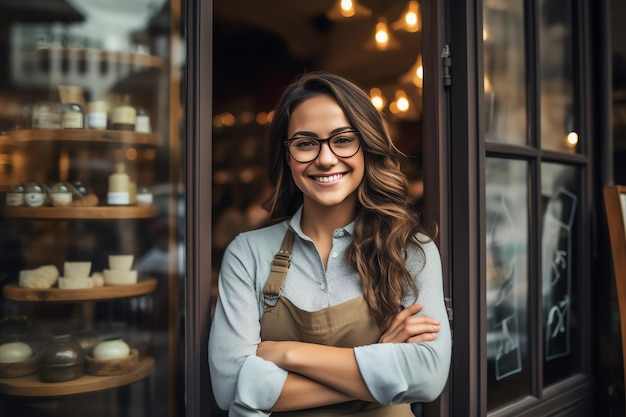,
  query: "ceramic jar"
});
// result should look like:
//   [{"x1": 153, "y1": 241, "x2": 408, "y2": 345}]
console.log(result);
[
  {"x1": 39, "y1": 334, "x2": 85, "y2": 382},
  {"x1": 92, "y1": 337, "x2": 130, "y2": 361}
]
